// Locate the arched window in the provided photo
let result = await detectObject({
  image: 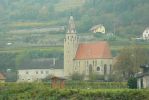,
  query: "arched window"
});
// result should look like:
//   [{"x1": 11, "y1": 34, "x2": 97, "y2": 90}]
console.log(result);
[
  {"x1": 104, "y1": 64, "x2": 107, "y2": 75},
  {"x1": 110, "y1": 64, "x2": 112, "y2": 73},
  {"x1": 97, "y1": 67, "x2": 100, "y2": 71},
  {"x1": 89, "y1": 64, "x2": 92, "y2": 75},
  {"x1": 78, "y1": 61, "x2": 80, "y2": 67}
]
